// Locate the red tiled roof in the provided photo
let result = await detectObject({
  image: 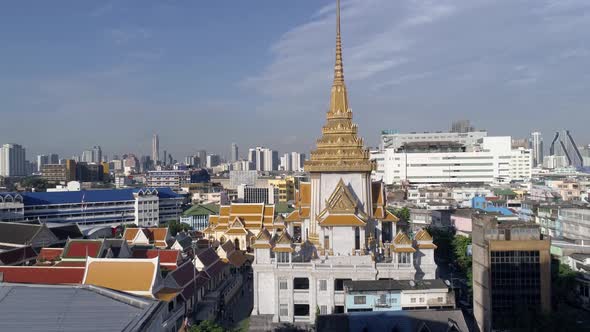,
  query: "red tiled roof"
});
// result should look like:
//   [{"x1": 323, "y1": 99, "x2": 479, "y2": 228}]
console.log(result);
[
  {"x1": 63, "y1": 240, "x2": 102, "y2": 259},
  {"x1": 132, "y1": 249, "x2": 180, "y2": 265},
  {"x1": 37, "y1": 248, "x2": 63, "y2": 261},
  {"x1": 0, "y1": 266, "x2": 85, "y2": 284}
]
